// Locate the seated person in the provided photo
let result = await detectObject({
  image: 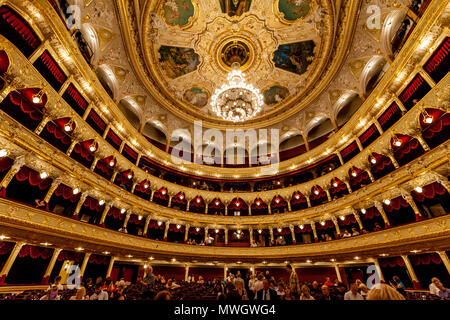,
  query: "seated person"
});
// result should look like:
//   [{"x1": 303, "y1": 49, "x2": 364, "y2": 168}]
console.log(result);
[
  {"x1": 317, "y1": 285, "x2": 336, "y2": 301},
  {"x1": 344, "y1": 282, "x2": 364, "y2": 300},
  {"x1": 35, "y1": 198, "x2": 47, "y2": 209},
  {"x1": 90, "y1": 285, "x2": 109, "y2": 300},
  {"x1": 40, "y1": 285, "x2": 60, "y2": 300},
  {"x1": 351, "y1": 227, "x2": 360, "y2": 236},
  {"x1": 429, "y1": 277, "x2": 442, "y2": 296},
  {"x1": 373, "y1": 223, "x2": 383, "y2": 231},
  {"x1": 360, "y1": 228, "x2": 369, "y2": 235},
  {"x1": 324, "y1": 277, "x2": 334, "y2": 286},
  {"x1": 436, "y1": 282, "x2": 450, "y2": 299},
  {"x1": 165, "y1": 279, "x2": 180, "y2": 290},
  {"x1": 341, "y1": 229, "x2": 351, "y2": 238},
  {"x1": 250, "y1": 240, "x2": 258, "y2": 247},
  {"x1": 325, "y1": 234, "x2": 333, "y2": 241}
]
